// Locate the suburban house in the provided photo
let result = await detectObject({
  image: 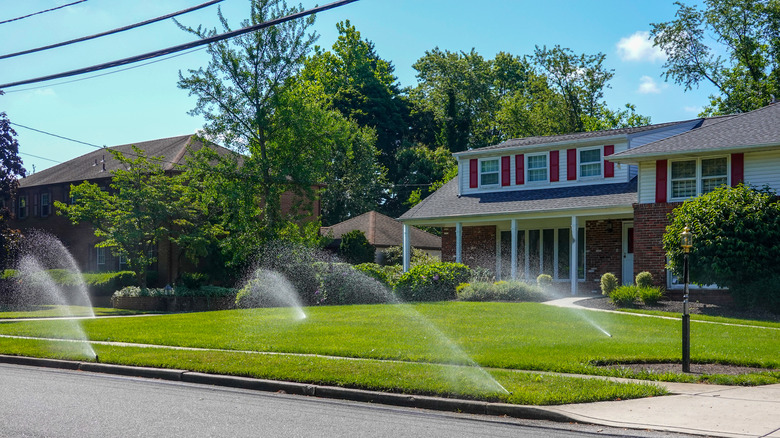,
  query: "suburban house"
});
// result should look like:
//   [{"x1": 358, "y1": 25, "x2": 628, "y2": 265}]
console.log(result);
[
  {"x1": 320, "y1": 210, "x2": 441, "y2": 263},
  {"x1": 6, "y1": 134, "x2": 321, "y2": 285},
  {"x1": 398, "y1": 102, "x2": 780, "y2": 294}
]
